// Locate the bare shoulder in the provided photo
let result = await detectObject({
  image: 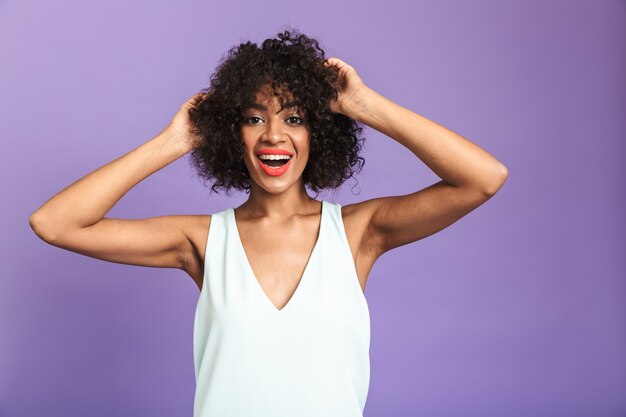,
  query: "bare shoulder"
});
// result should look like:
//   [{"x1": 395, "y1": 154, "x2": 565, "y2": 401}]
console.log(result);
[
  {"x1": 180, "y1": 214, "x2": 212, "y2": 291},
  {"x1": 339, "y1": 199, "x2": 386, "y2": 292}
]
